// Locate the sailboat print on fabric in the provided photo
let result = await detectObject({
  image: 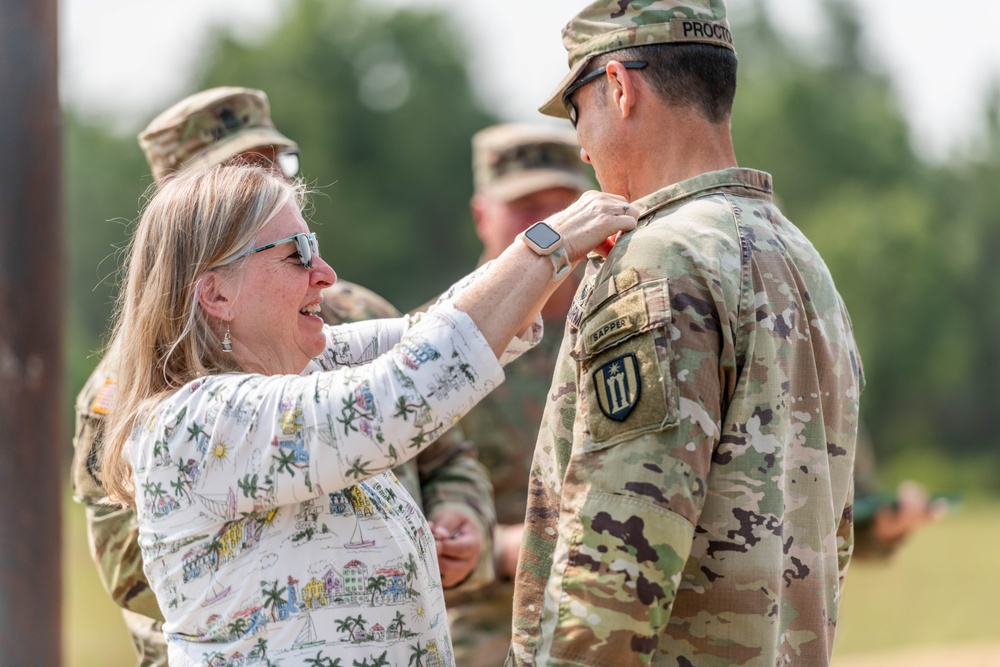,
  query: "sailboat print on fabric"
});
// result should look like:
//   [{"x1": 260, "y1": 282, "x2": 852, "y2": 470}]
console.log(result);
[
  {"x1": 193, "y1": 486, "x2": 238, "y2": 521},
  {"x1": 201, "y1": 569, "x2": 232, "y2": 608},
  {"x1": 201, "y1": 576, "x2": 233, "y2": 607},
  {"x1": 291, "y1": 611, "x2": 325, "y2": 651},
  {"x1": 346, "y1": 520, "x2": 375, "y2": 550},
  {"x1": 344, "y1": 485, "x2": 376, "y2": 550}
]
